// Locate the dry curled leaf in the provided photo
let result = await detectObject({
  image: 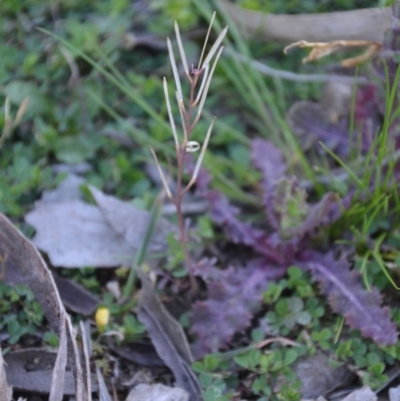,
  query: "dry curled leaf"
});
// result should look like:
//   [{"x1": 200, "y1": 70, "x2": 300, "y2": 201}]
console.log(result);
[{"x1": 284, "y1": 40, "x2": 382, "y2": 67}]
